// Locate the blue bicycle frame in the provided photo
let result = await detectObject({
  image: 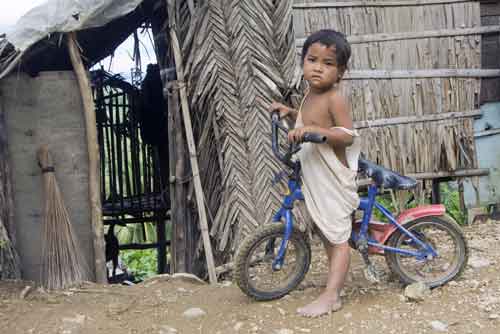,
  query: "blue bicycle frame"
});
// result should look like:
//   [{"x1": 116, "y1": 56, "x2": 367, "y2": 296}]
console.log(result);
[
  {"x1": 268, "y1": 111, "x2": 437, "y2": 270},
  {"x1": 271, "y1": 179, "x2": 438, "y2": 270}
]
